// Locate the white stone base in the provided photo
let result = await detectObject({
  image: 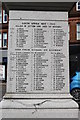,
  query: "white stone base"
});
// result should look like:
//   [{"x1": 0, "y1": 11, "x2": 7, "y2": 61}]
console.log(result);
[
  {"x1": 1, "y1": 108, "x2": 79, "y2": 118},
  {"x1": 0, "y1": 94, "x2": 79, "y2": 119}
]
